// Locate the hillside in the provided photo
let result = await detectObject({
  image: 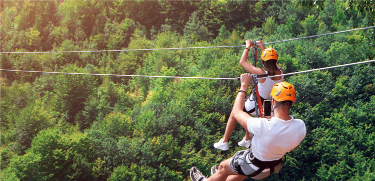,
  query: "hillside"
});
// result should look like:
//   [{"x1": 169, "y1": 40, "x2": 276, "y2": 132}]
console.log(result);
[{"x1": 1, "y1": 1, "x2": 375, "y2": 180}]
